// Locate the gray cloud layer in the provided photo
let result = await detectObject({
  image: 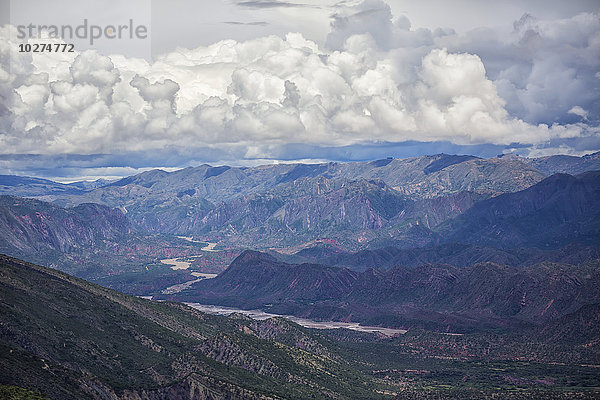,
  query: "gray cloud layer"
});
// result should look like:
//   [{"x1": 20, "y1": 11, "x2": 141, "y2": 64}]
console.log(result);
[{"x1": 235, "y1": 0, "x2": 314, "y2": 9}]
